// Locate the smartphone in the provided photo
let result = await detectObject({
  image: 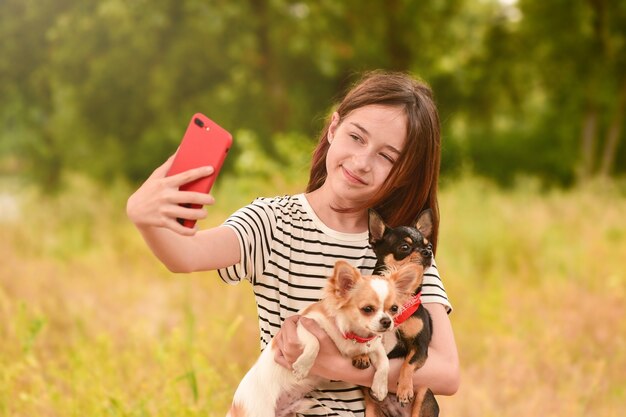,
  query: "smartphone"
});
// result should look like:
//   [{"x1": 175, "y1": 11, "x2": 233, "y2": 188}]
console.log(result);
[{"x1": 166, "y1": 113, "x2": 233, "y2": 228}]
